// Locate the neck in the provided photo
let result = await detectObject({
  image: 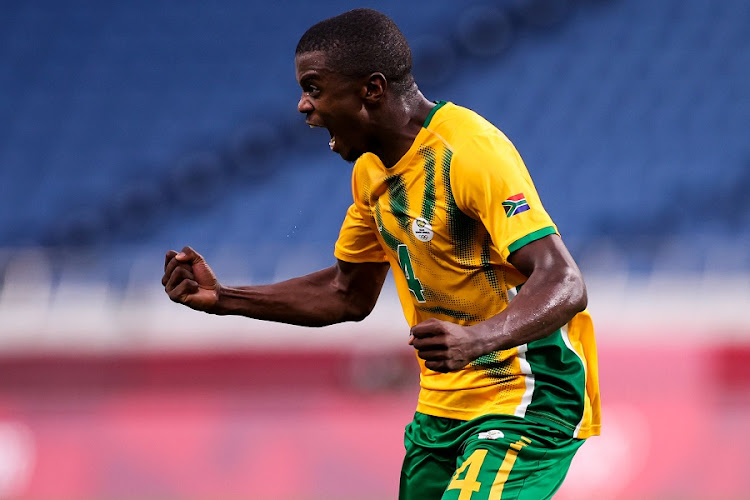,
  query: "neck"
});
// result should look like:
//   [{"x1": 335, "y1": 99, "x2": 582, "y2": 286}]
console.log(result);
[{"x1": 372, "y1": 90, "x2": 436, "y2": 168}]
